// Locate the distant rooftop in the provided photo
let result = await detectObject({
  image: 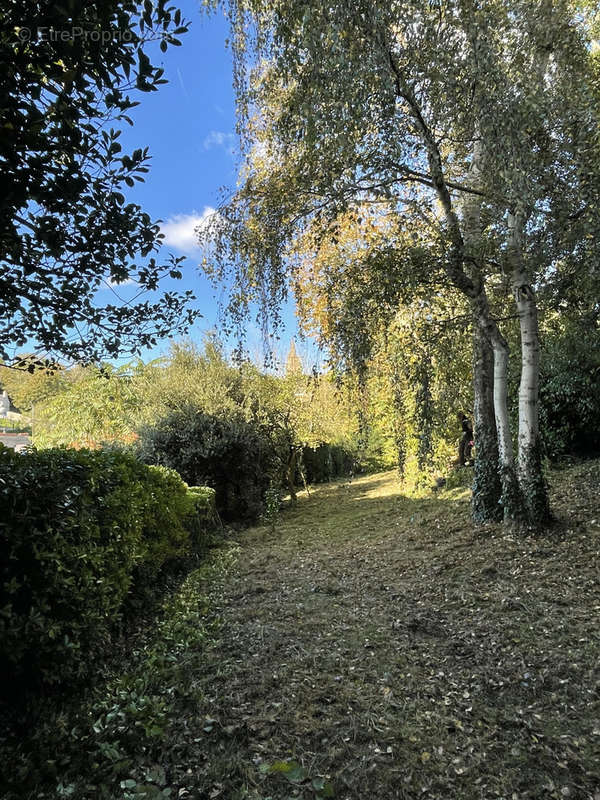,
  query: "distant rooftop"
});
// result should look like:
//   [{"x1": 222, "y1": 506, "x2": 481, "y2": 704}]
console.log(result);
[{"x1": 0, "y1": 433, "x2": 30, "y2": 451}]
